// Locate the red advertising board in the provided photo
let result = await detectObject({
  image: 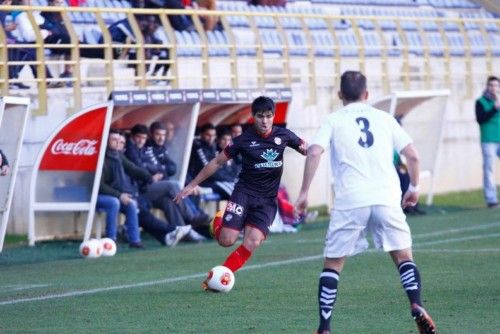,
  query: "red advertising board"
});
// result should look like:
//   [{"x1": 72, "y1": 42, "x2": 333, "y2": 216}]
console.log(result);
[{"x1": 39, "y1": 107, "x2": 107, "y2": 171}]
